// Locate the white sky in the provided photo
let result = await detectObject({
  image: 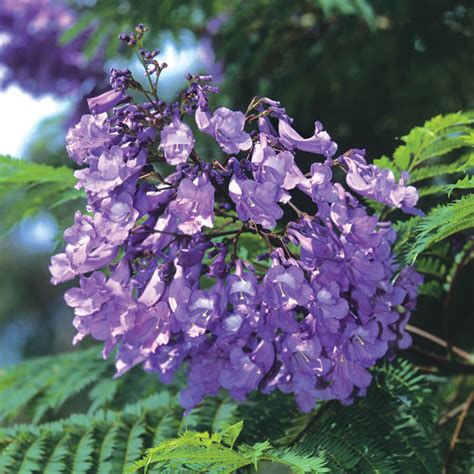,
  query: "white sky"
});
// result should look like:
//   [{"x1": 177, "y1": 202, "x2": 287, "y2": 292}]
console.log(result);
[{"x1": 0, "y1": 85, "x2": 68, "y2": 157}]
